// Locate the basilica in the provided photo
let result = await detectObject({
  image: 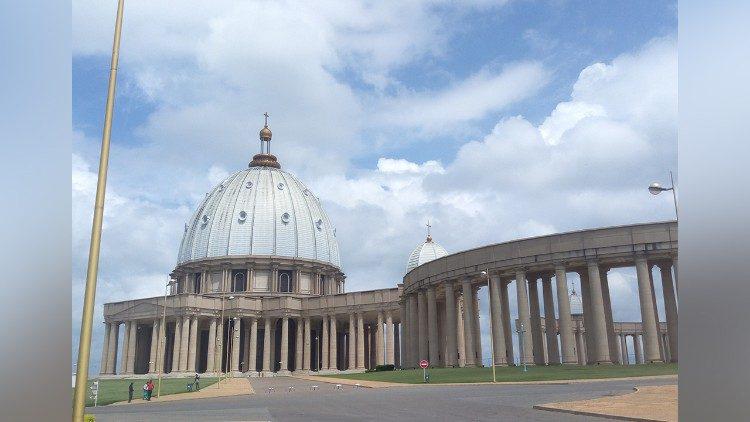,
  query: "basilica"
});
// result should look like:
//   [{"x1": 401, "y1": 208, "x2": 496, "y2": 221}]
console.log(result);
[{"x1": 100, "y1": 118, "x2": 678, "y2": 378}]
